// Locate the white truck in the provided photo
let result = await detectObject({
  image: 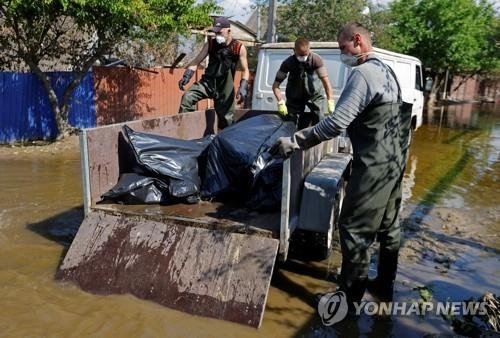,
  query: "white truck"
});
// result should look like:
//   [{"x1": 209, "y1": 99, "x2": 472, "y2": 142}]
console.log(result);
[{"x1": 252, "y1": 42, "x2": 424, "y2": 131}]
